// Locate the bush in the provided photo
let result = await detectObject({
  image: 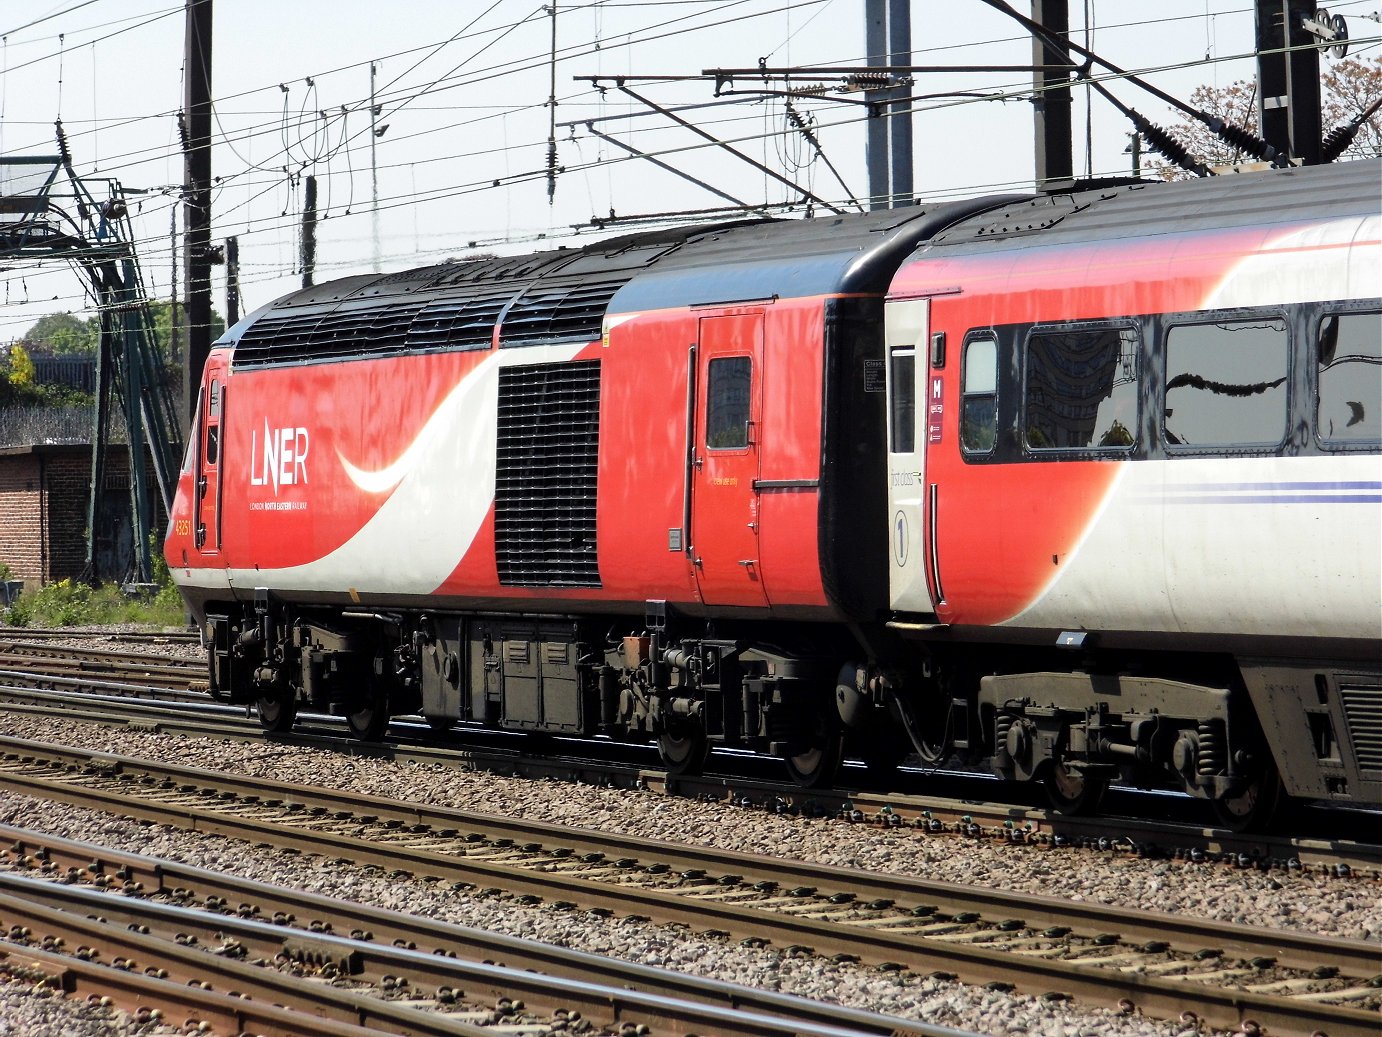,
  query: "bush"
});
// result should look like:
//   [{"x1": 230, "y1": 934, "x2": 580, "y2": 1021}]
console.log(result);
[{"x1": 5, "y1": 569, "x2": 188, "y2": 629}]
